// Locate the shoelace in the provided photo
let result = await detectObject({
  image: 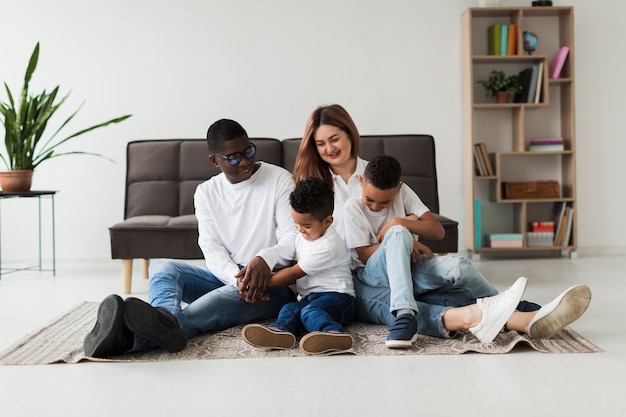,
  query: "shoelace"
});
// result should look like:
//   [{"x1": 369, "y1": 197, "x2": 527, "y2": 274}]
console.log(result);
[{"x1": 478, "y1": 288, "x2": 511, "y2": 308}]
